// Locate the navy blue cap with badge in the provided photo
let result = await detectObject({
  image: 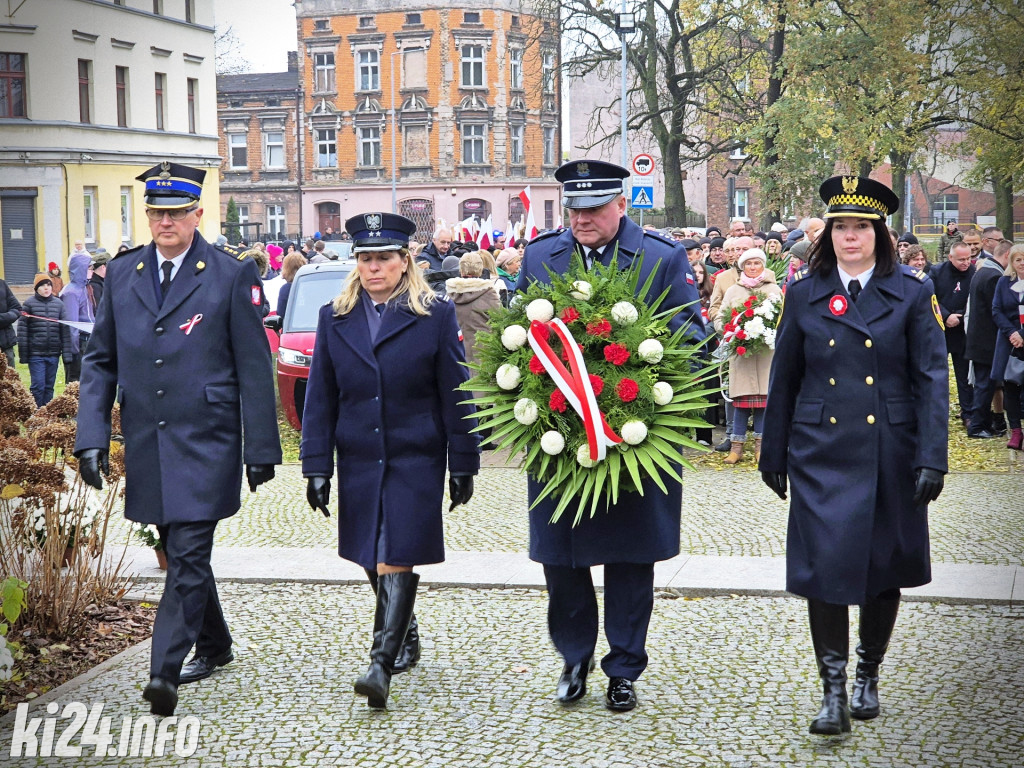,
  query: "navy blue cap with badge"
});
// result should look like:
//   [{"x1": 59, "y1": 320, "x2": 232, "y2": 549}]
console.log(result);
[
  {"x1": 345, "y1": 212, "x2": 417, "y2": 253},
  {"x1": 136, "y1": 161, "x2": 206, "y2": 209},
  {"x1": 819, "y1": 175, "x2": 899, "y2": 220},
  {"x1": 555, "y1": 159, "x2": 630, "y2": 209}
]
